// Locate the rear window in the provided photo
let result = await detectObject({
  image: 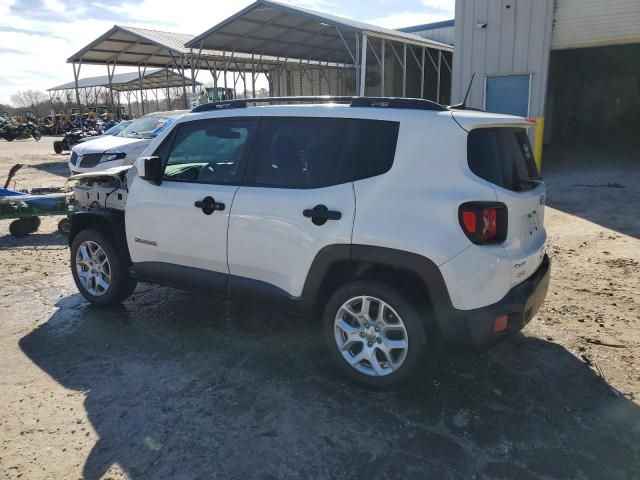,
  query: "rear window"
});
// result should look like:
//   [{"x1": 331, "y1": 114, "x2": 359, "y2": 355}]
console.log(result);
[{"x1": 467, "y1": 128, "x2": 540, "y2": 192}]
